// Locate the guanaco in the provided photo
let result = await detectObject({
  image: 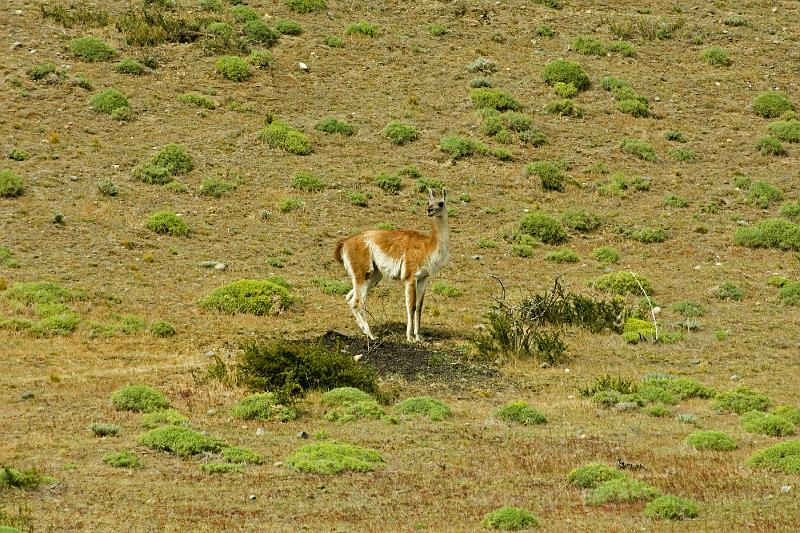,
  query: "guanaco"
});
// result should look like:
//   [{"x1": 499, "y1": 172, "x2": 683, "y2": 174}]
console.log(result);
[{"x1": 334, "y1": 188, "x2": 450, "y2": 341}]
